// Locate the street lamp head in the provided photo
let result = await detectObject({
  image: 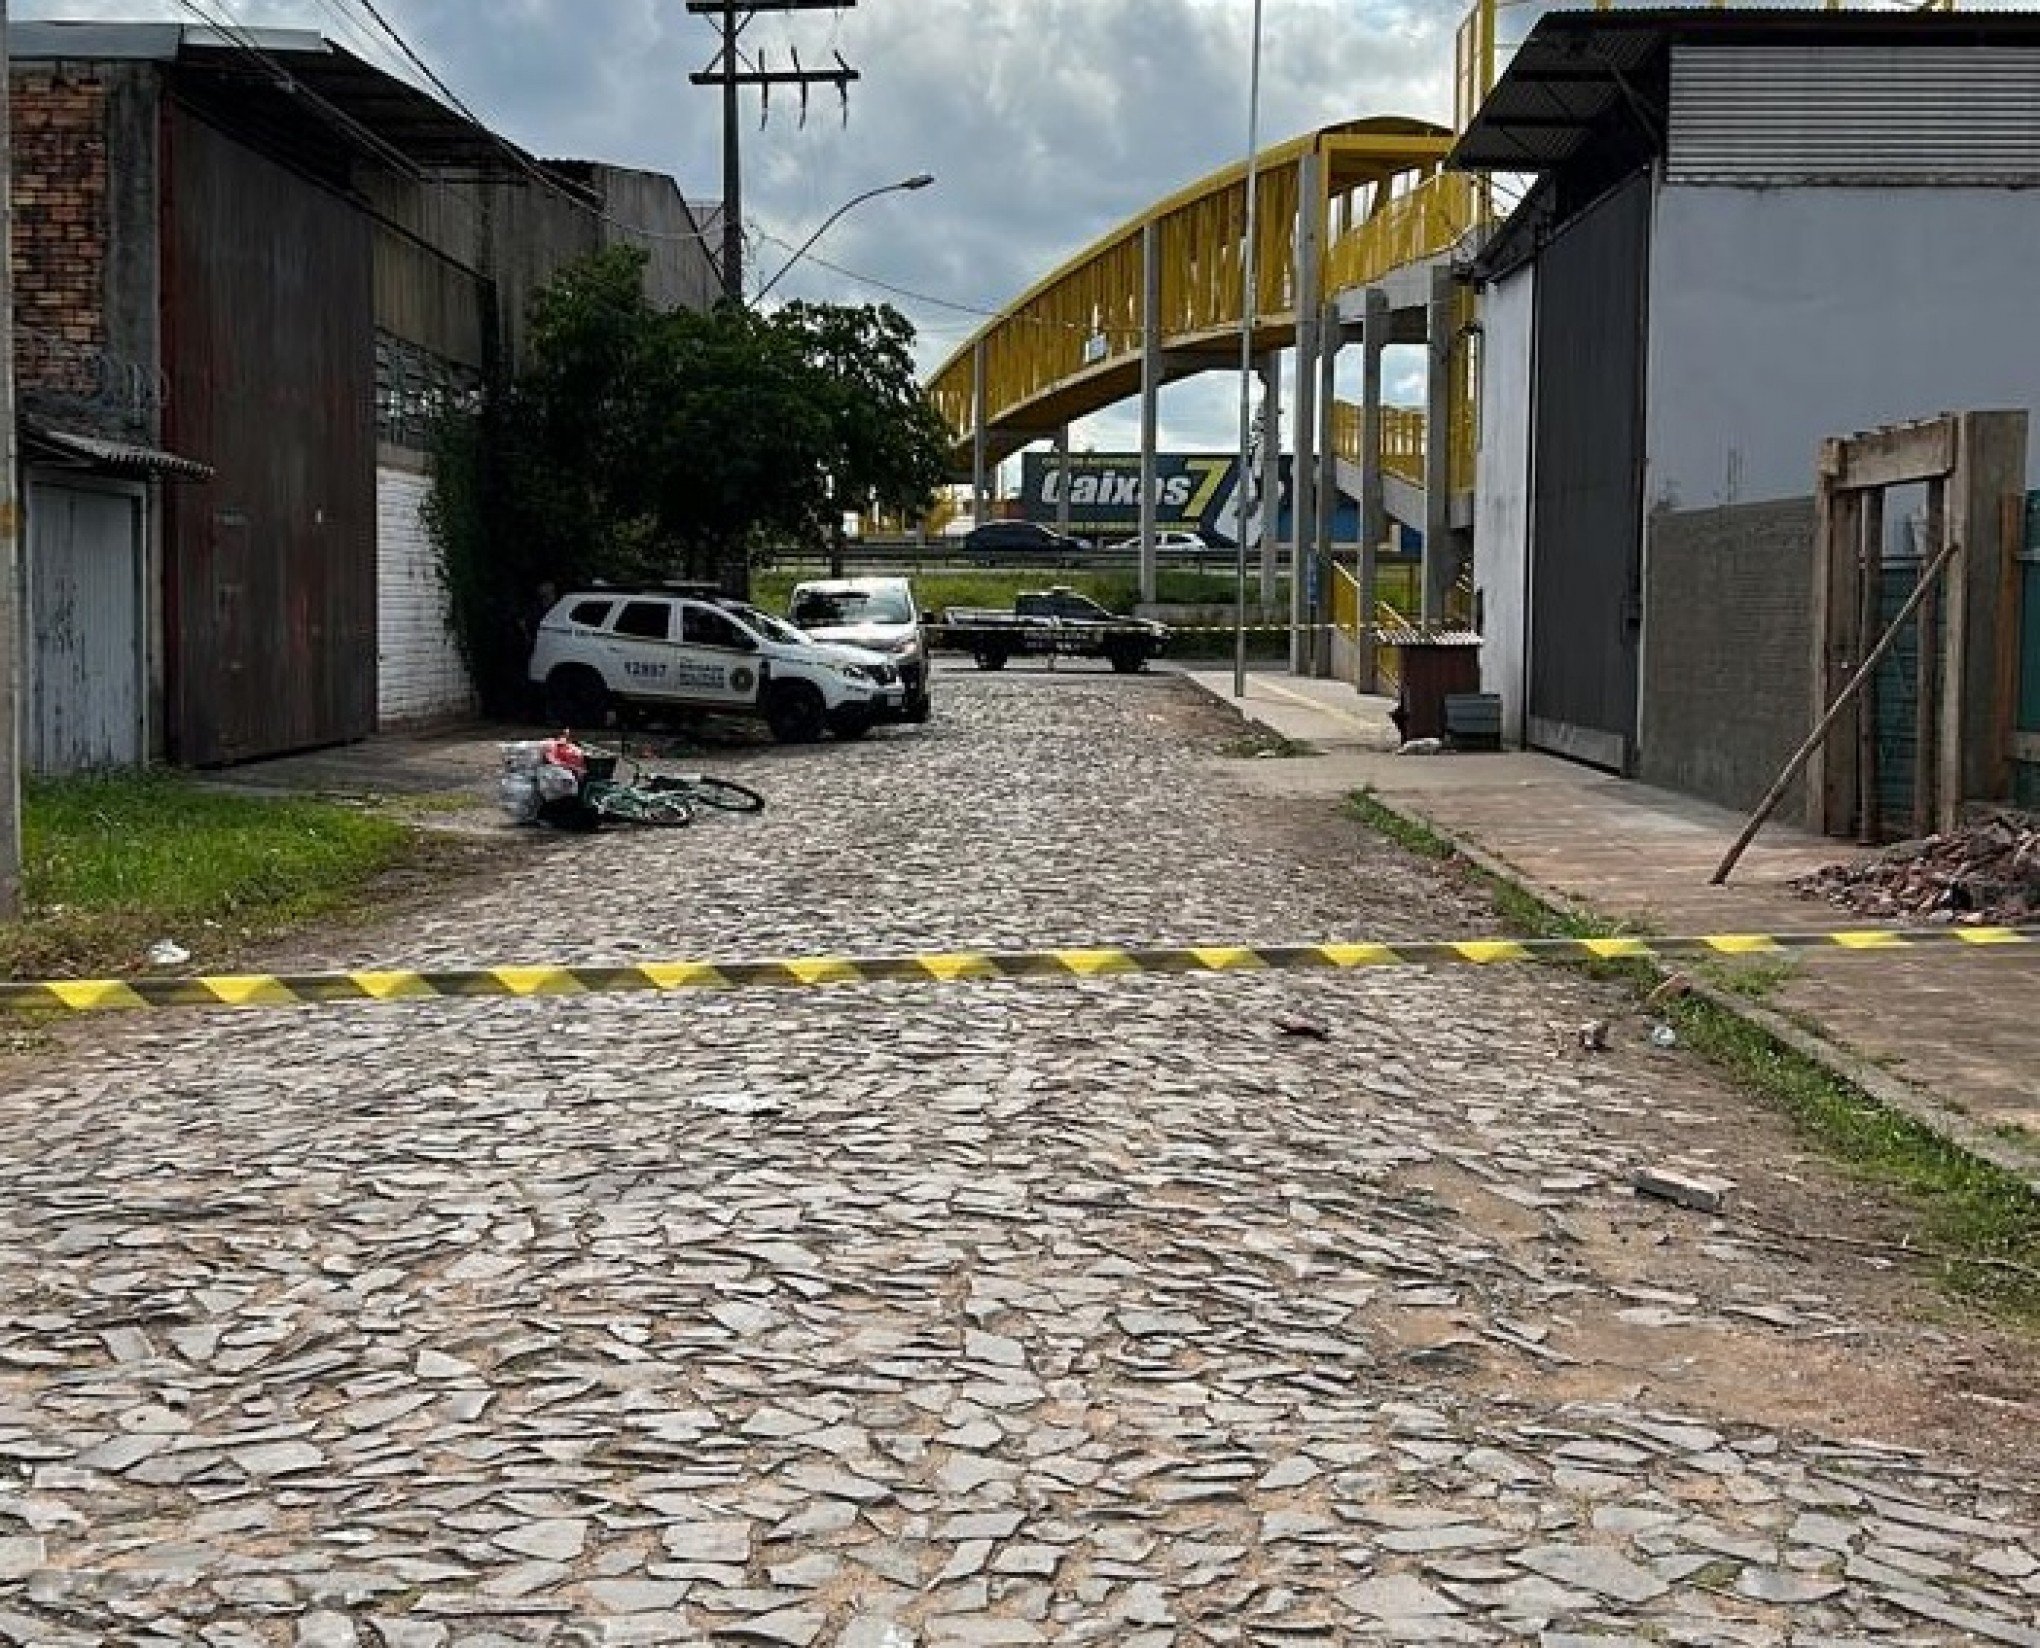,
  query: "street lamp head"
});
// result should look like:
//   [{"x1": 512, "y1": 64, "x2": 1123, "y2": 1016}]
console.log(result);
[{"x1": 753, "y1": 173, "x2": 937, "y2": 304}]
